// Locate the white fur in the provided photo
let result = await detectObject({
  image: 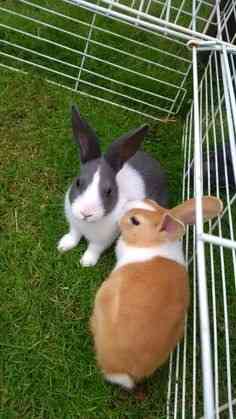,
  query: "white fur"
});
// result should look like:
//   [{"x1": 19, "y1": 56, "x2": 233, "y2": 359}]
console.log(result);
[
  {"x1": 71, "y1": 170, "x2": 104, "y2": 222},
  {"x1": 116, "y1": 164, "x2": 145, "y2": 202},
  {"x1": 58, "y1": 163, "x2": 147, "y2": 265},
  {"x1": 80, "y1": 242, "x2": 107, "y2": 267},
  {"x1": 115, "y1": 237, "x2": 186, "y2": 270},
  {"x1": 124, "y1": 200, "x2": 156, "y2": 212},
  {"x1": 57, "y1": 232, "x2": 81, "y2": 253},
  {"x1": 64, "y1": 188, "x2": 120, "y2": 244},
  {"x1": 105, "y1": 373, "x2": 134, "y2": 389}
]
